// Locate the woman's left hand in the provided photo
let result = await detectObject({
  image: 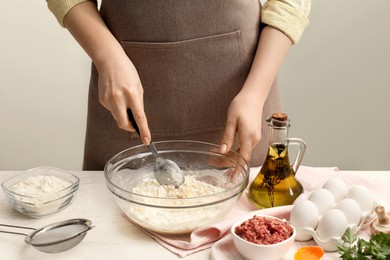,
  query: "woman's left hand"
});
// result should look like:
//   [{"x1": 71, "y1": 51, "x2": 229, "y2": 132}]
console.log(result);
[
  {"x1": 220, "y1": 88, "x2": 264, "y2": 163},
  {"x1": 219, "y1": 26, "x2": 293, "y2": 163}
]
